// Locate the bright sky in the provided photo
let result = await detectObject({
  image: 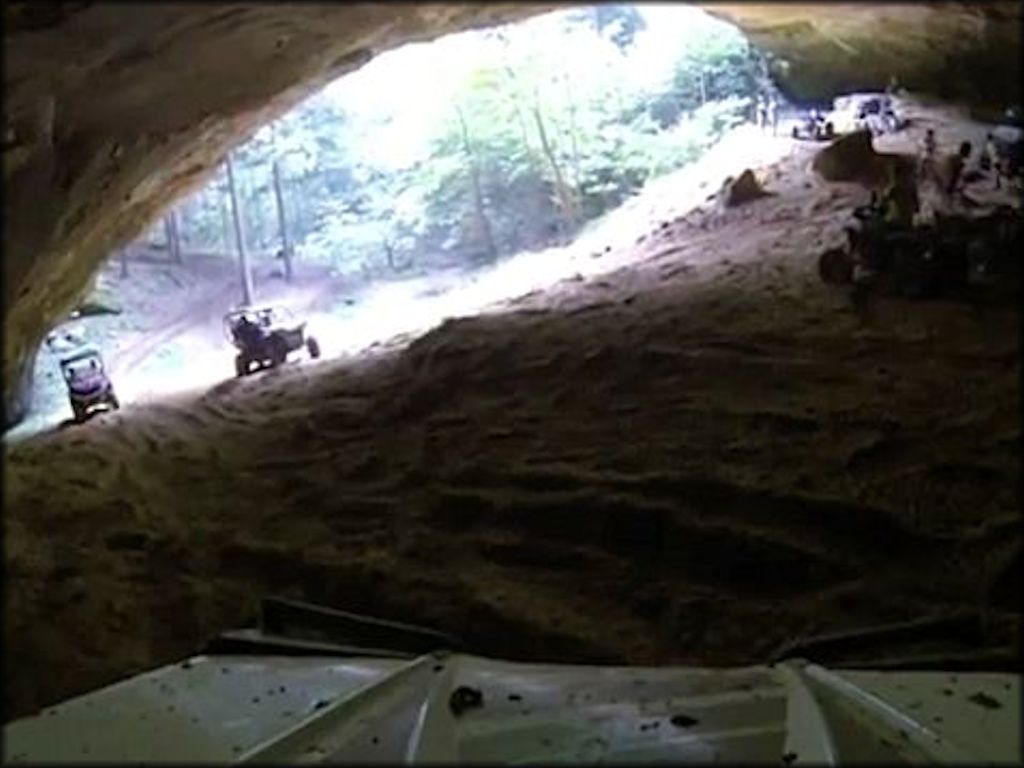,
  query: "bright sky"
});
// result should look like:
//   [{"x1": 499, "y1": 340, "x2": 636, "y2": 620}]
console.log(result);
[{"x1": 317, "y1": 4, "x2": 734, "y2": 169}]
